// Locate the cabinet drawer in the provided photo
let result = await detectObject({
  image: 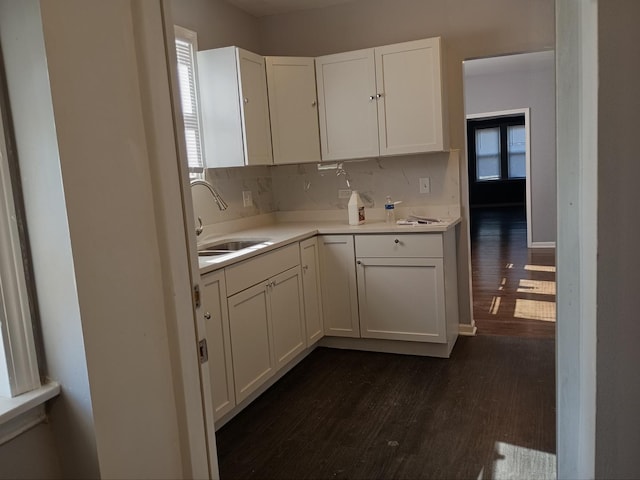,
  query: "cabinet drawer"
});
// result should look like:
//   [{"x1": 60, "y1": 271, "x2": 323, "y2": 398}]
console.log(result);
[
  {"x1": 225, "y1": 243, "x2": 300, "y2": 296},
  {"x1": 355, "y1": 234, "x2": 442, "y2": 258}
]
